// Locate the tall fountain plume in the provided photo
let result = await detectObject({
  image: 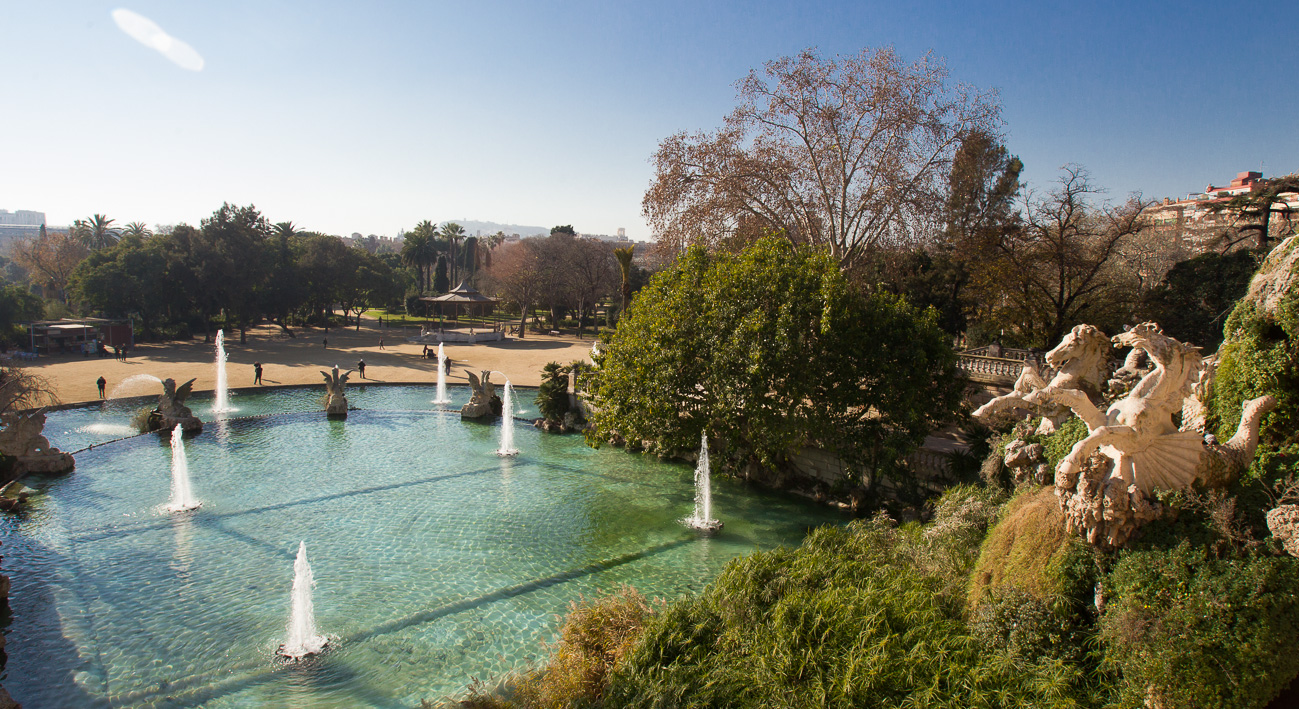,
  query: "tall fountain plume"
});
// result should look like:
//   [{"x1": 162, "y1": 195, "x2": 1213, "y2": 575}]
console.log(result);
[
  {"x1": 433, "y1": 343, "x2": 450, "y2": 404},
  {"x1": 497, "y1": 379, "x2": 519, "y2": 456},
  {"x1": 279, "y1": 541, "x2": 328, "y2": 659},
  {"x1": 166, "y1": 424, "x2": 200, "y2": 512},
  {"x1": 684, "y1": 432, "x2": 722, "y2": 531},
  {"x1": 213, "y1": 330, "x2": 232, "y2": 414}
]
